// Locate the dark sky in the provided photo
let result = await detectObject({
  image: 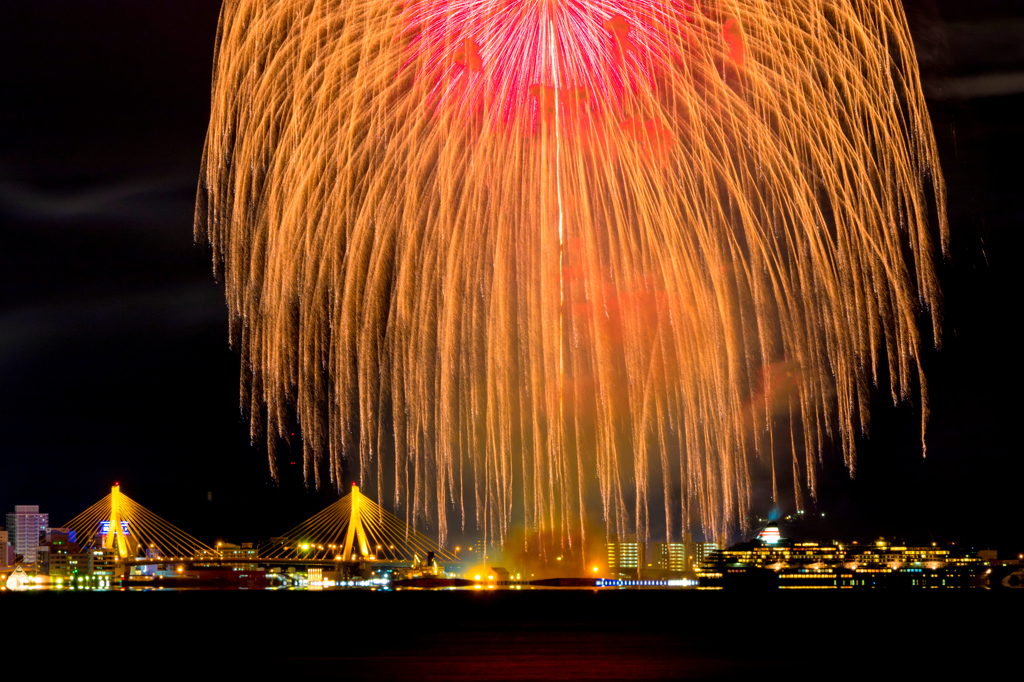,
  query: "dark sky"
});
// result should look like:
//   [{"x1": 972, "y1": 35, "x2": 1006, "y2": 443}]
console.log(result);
[{"x1": 0, "y1": 1, "x2": 1020, "y2": 553}]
